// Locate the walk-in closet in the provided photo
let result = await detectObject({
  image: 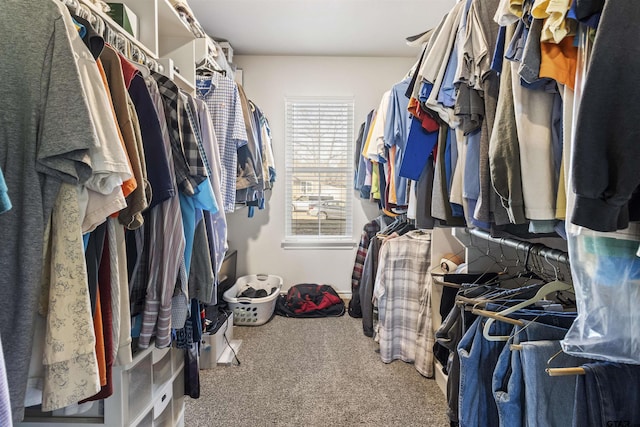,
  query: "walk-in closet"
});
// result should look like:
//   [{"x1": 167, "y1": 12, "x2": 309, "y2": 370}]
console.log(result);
[{"x1": 1, "y1": 0, "x2": 638, "y2": 426}]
